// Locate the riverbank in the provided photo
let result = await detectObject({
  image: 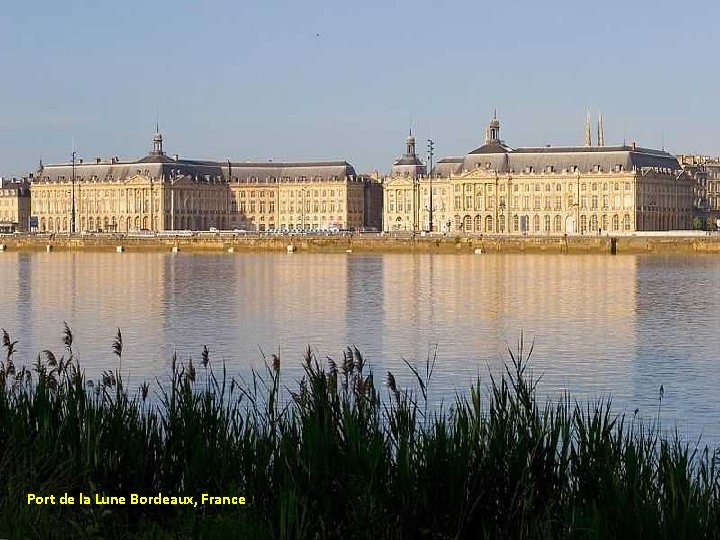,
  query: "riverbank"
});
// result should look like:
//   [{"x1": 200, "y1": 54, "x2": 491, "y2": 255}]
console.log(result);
[{"x1": 2, "y1": 232, "x2": 720, "y2": 254}]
